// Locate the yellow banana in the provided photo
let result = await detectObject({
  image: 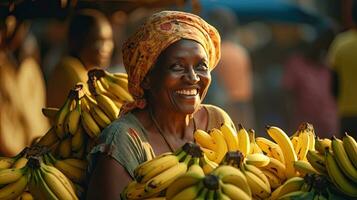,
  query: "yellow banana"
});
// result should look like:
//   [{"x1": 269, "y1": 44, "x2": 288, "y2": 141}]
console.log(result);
[
  {"x1": 57, "y1": 137, "x2": 72, "y2": 159},
  {"x1": 325, "y1": 150, "x2": 357, "y2": 197},
  {"x1": 0, "y1": 167, "x2": 26, "y2": 185},
  {"x1": 219, "y1": 123, "x2": 239, "y2": 151},
  {"x1": 245, "y1": 153, "x2": 270, "y2": 167},
  {"x1": 89, "y1": 104, "x2": 111, "y2": 129},
  {"x1": 209, "y1": 128, "x2": 228, "y2": 164},
  {"x1": 37, "y1": 127, "x2": 59, "y2": 147},
  {"x1": 12, "y1": 157, "x2": 28, "y2": 169},
  {"x1": 122, "y1": 181, "x2": 158, "y2": 200},
  {"x1": 243, "y1": 163, "x2": 270, "y2": 190},
  {"x1": 94, "y1": 93, "x2": 119, "y2": 121},
  {"x1": 200, "y1": 154, "x2": 218, "y2": 175},
  {"x1": 144, "y1": 155, "x2": 191, "y2": 196},
  {"x1": 213, "y1": 165, "x2": 251, "y2": 197},
  {"x1": 291, "y1": 136, "x2": 300, "y2": 153},
  {"x1": 41, "y1": 107, "x2": 59, "y2": 122},
  {"x1": 0, "y1": 175, "x2": 28, "y2": 200},
  {"x1": 0, "y1": 158, "x2": 15, "y2": 170},
  {"x1": 16, "y1": 191, "x2": 34, "y2": 200},
  {"x1": 62, "y1": 158, "x2": 87, "y2": 171},
  {"x1": 266, "y1": 126, "x2": 297, "y2": 178},
  {"x1": 166, "y1": 160, "x2": 204, "y2": 200},
  {"x1": 104, "y1": 71, "x2": 129, "y2": 91},
  {"x1": 331, "y1": 136, "x2": 357, "y2": 182},
  {"x1": 54, "y1": 90, "x2": 76, "y2": 139},
  {"x1": 295, "y1": 130, "x2": 310, "y2": 161},
  {"x1": 256, "y1": 137, "x2": 285, "y2": 164},
  {"x1": 30, "y1": 169, "x2": 59, "y2": 200},
  {"x1": 100, "y1": 76, "x2": 133, "y2": 102},
  {"x1": 64, "y1": 98, "x2": 81, "y2": 135},
  {"x1": 193, "y1": 129, "x2": 217, "y2": 150},
  {"x1": 237, "y1": 124, "x2": 250, "y2": 156},
  {"x1": 306, "y1": 150, "x2": 327, "y2": 175},
  {"x1": 269, "y1": 176, "x2": 305, "y2": 200},
  {"x1": 47, "y1": 155, "x2": 86, "y2": 184},
  {"x1": 293, "y1": 160, "x2": 319, "y2": 176},
  {"x1": 81, "y1": 109, "x2": 101, "y2": 138},
  {"x1": 243, "y1": 170, "x2": 271, "y2": 199},
  {"x1": 260, "y1": 157, "x2": 286, "y2": 181},
  {"x1": 248, "y1": 129, "x2": 263, "y2": 154},
  {"x1": 71, "y1": 125, "x2": 85, "y2": 152},
  {"x1": 343, "y1": 133, "x2": 357, "y2": 169},
  {"x1": 315, "y1": 137, "x2": 331, "y2": 154},
  {"x1": 40, "y1": 163, "x2": 78, "y2": 200},
  {"x1": 278, "y1": 190, "x2": 311, "y2": 200},
  {"x1": 261, "y1": 169, "x2": 282, "y2": 189},
  {"x1": 220, "y1": 182, "x2": 251, "y2": 200},
  {"x1": 200, "y1": 147, "x2": 216, "y2": 161},
  {"x1": 94, "y1": 78, "x2": 124, "y2": 108},
  {"x1": 170, "y1": 183, "x2": 202, "y2": 200}
]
